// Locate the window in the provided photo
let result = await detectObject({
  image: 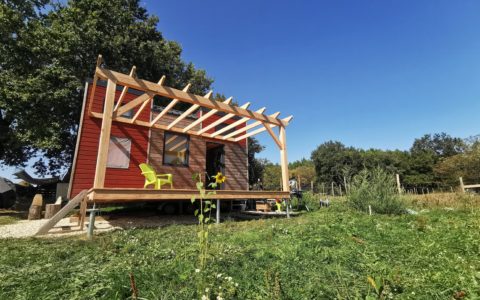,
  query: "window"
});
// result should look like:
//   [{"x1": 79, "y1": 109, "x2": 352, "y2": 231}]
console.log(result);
[
  {"x1": 113, "y1": 101, "x2": 134, "y2": 118},
  {"x1": 163, "y1": 132, "x2": 189, "y2": 166},
  {"x1": 107, "y1": 136, "x2": 131, "y2": 168}
]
